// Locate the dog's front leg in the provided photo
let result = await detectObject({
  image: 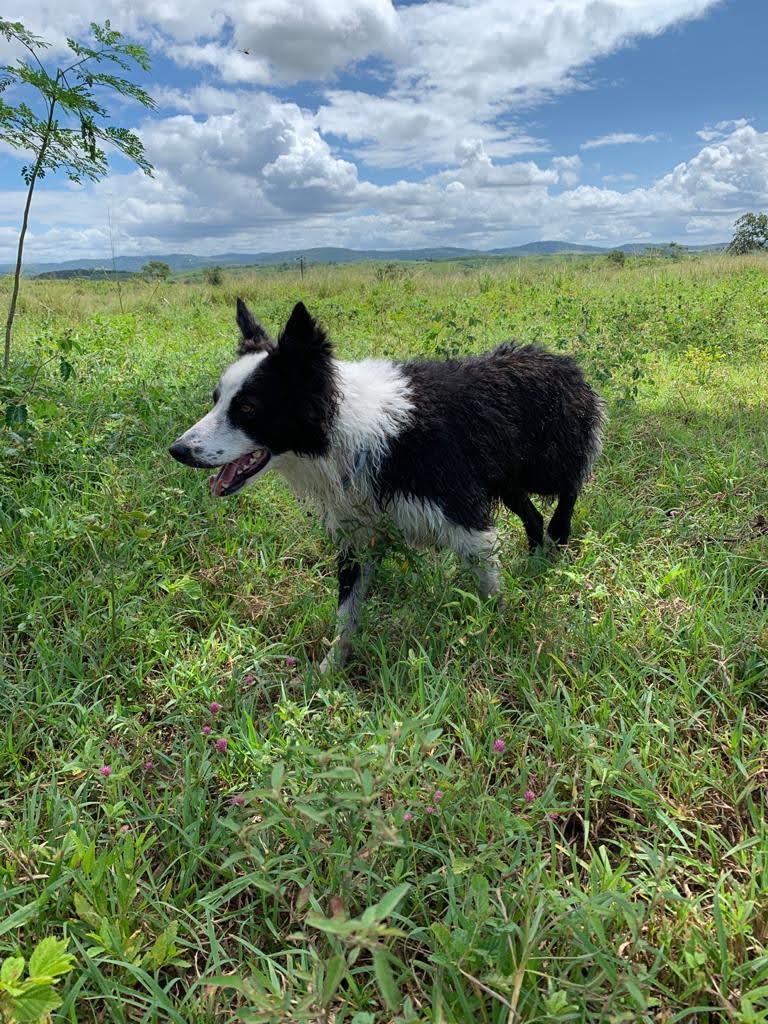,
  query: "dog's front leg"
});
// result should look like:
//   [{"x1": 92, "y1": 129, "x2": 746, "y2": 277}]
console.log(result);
[
  {"x1": 319, "y1": 548, "x2": 373, "y2": 673},
  {"x1": 456, "y1": 527, "x2": 503, "y2": 600}
]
